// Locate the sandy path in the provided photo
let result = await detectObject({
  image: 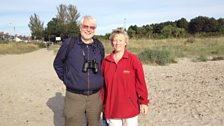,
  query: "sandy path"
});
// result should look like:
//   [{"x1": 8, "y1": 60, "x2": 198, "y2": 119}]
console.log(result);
[
  {"x1": 0, "y1": 49, "x2": 224, "y2": 126},
  {"x1": 0, "y1": 49, "x2": 65, "y2": 126}
]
